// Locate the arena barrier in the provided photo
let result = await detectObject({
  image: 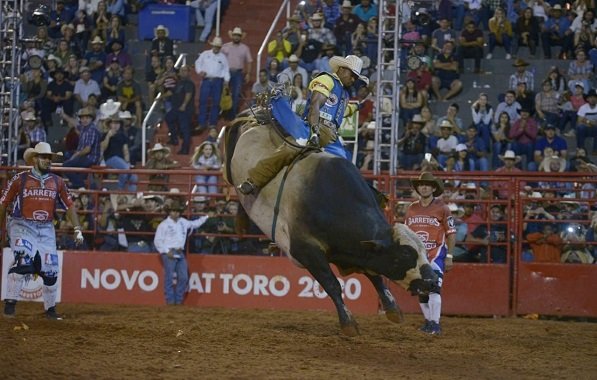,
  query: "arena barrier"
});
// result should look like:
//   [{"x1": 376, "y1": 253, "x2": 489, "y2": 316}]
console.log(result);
[{"x1": 0, "y1": 167, "x2": 596, "y2": 317}]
